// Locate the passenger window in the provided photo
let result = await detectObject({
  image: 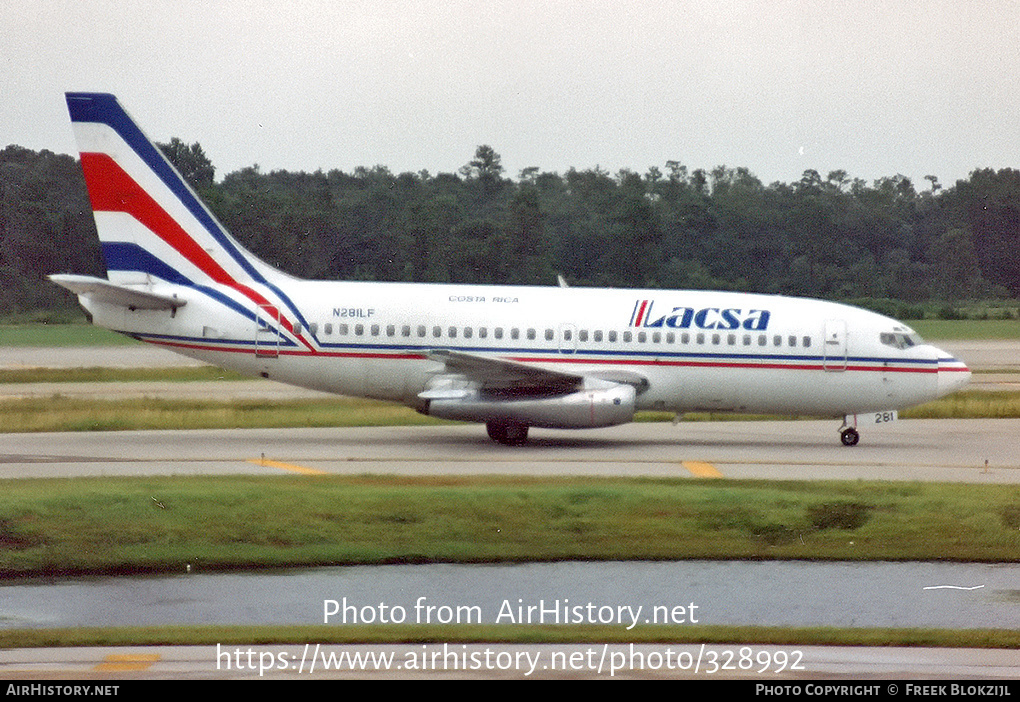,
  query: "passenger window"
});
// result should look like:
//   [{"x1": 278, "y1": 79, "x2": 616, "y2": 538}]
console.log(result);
[
  {"x1": 448, "y1": 326, "x2": 457, "y2": 338},
  {"x1": 802, "y1": 336, "x2": 811, "y2": 348},
  {"x1": 494, "y1": 328, "x2": 504, "y2": 339},
  {"x1": 417, "y1": 325, "x2": 426, "y2": 337},
  {"x1": 728, "y1": 334, "x2": 736, "y2": 345},
  {"x1": 788, "y1": 335, "x2": 796, "y2": 347},
  {"x1": 594, "y1": 330, "x2": 603, "y2": 342},
  {"x1": 527, "y1": 329, "x2": 536, "y2": 340},
  {"x1": 386, "y1": 325, "x2": 395, "y2": 337},
  {"x1": 623, "y1": 331, "x2": 633, "y2": 343},
  {"x1": 309, "y1": 323, "x2": 318, "y2": 335},
  {"x1": 339, "y1": 324, "x2": 349, "y2": 335},
  {"x1": 773, "y1": 335, "x2": 782, "y2": 347},
  {"x1": 579, "y1": 329, "x2": 588, "y2": 342},
  {"x1": 479, "y1": 327, "x2": 487, "y2": 339},
  {"x1": 401, "y1": 325, "x2": 411, "y2": 337},
  {"x1": 433, "y1": 326, "x2": 442, "y2": 338},
  {"x1": 511, "y1": 328, "x2": 520, "y2": 340},
  {"x1": 608, "y1": 331, "x2": 618, "y2": 342},
  {"x1": 324, "y1": 323, "x2": 333, "y2": 335},
  {"x1": 355, "y1": 324, "x2": 364, "y2": 336},
  {"x1": 464, "y1": 327, "x2": 473, "y2": 339},
  {"x1": 545, "y1": 329, "x2": 554, "y2": 341},
  {"x1": 637, "y1": 332, "x2": 646, "y2": 343}
]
